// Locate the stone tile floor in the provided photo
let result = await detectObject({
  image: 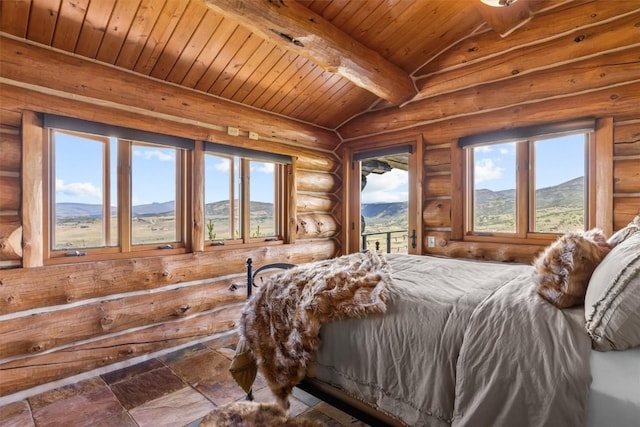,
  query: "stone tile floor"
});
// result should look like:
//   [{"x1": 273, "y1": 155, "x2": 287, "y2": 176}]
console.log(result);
[{"x1": 0, "y1": 340, "x2": 369, "y2": 427}]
